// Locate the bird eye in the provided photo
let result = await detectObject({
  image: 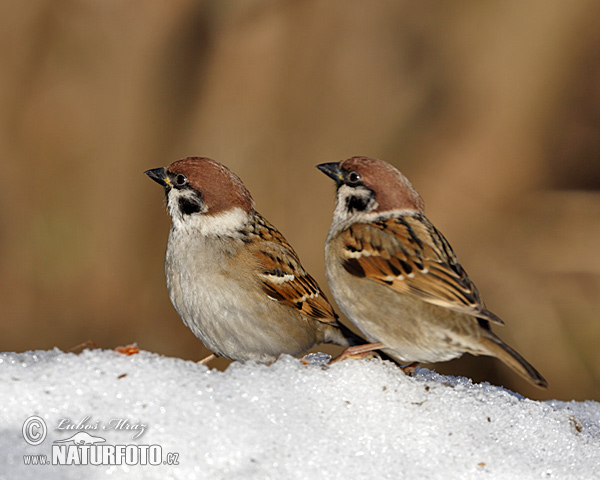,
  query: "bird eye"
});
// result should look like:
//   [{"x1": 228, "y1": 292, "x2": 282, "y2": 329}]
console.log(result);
[
  {"x1": 348, "y1": 171, "x2": 362, "y2": 184},
  {"x1": 174, "y1": 174, "x2": 188, "y2": 187}
]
